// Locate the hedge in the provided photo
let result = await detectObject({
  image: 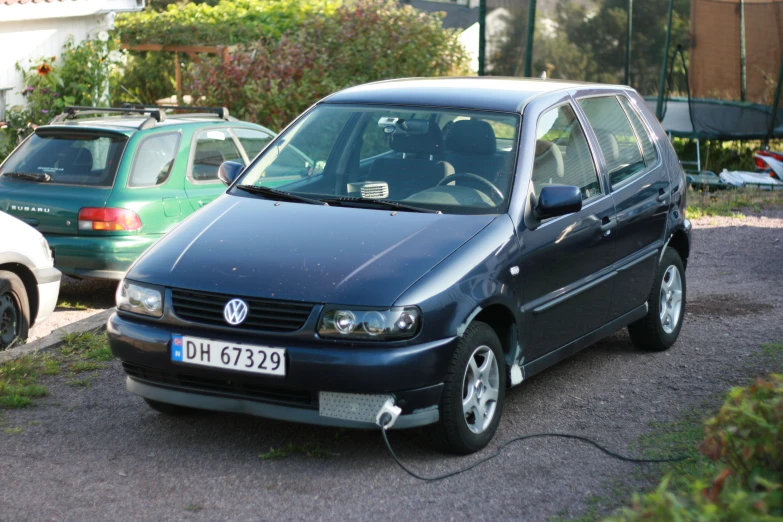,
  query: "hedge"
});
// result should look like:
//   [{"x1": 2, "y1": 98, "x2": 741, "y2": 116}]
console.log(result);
[{"x1": 186, "y1": 0, "x2": 470, "y2": 131}]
